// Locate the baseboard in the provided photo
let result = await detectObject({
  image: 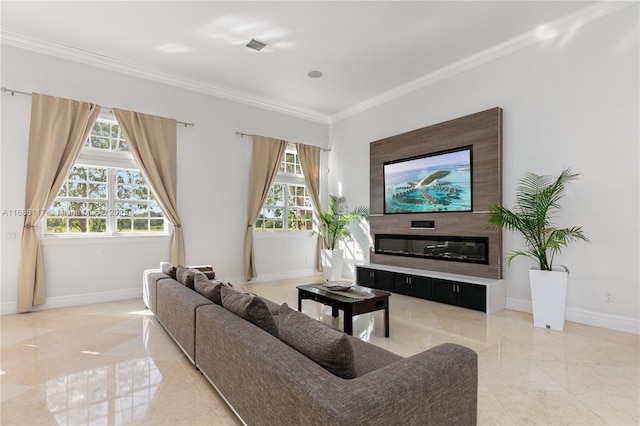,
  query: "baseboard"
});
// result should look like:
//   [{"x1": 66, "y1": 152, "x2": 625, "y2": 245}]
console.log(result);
[
  {"x1": 237, "y1": 268, "x2": 323, "y2": 285},
  {"x1": 505, "y1": 297, "x2": 533, "y2": 314},
  {"x1": 564, "y1": 307, "x2": 640, "y2": 335},
  {"x1": 1, "y1": 287, "x2": 142, "y2": 315},
  {"x1": 506, "y1": 297, "x2": 640, "y2": 335},
  {"x1": 1, "y1": 269, "x2": 323, "y2": 314}
]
